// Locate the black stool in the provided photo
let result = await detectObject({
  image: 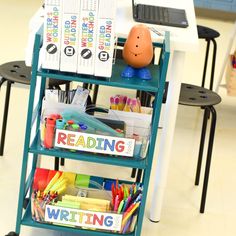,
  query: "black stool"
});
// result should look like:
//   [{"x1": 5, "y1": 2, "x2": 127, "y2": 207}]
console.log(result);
[
  {"x1": 197, "y1": 25, "x2": 220, "y2": 90},
  {"x1": 0, "y1": 61, "x2": 70, "y2": 170},
  {"x1": 134, "y1": 83, "x2": 221, "y2": 213},
  {"x1": 179, "y1": 83, "x2": 221, "y2": 213}
]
